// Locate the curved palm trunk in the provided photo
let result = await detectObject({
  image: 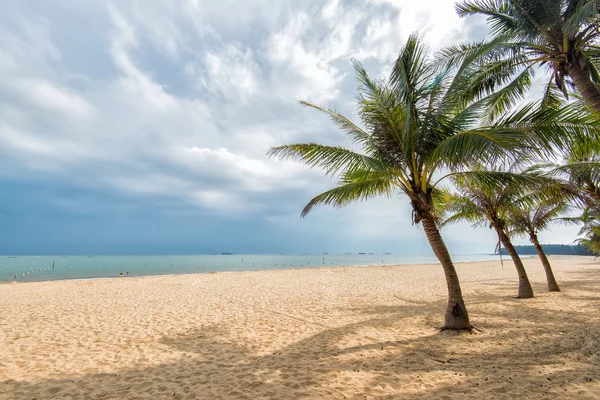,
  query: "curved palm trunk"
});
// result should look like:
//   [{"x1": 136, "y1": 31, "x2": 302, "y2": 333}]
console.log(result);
[
  {"x1": 494, "y1": 225, "x2": 534, "y2": 298},
  {"x1": 530, "y1": 234, "x2": 560, "y2": 292},
  {"x1": 567, "y1": 63, "x2": 600, "y2": 114},
  {"x1": 421, "y1": 217, "x2": 471, "y2": 330}
]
